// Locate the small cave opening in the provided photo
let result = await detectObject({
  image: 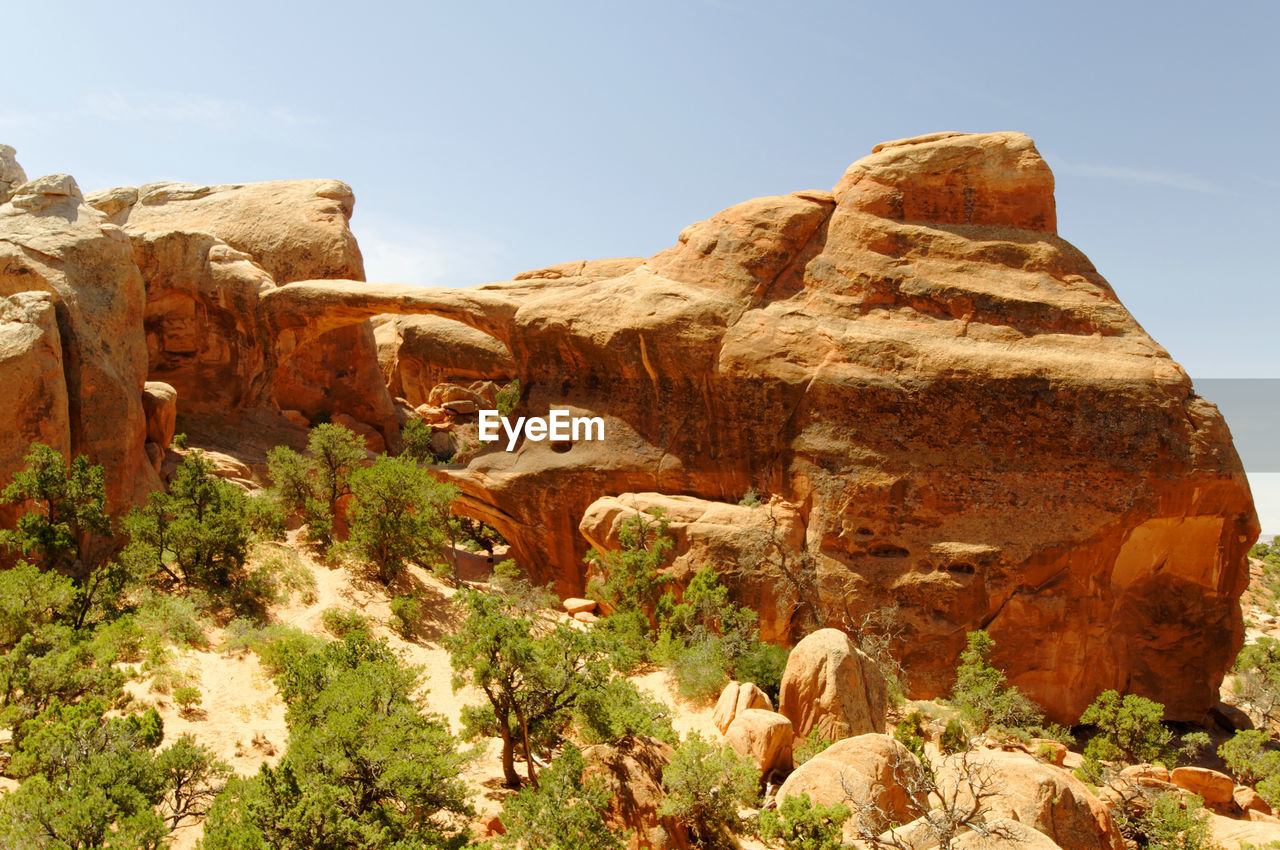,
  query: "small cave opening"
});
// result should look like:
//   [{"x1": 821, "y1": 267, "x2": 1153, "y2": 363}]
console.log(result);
[
  {"x1": 945, "y1": 562, "x2": 977, "y2": 575},
  {"x1": 868, "y1": 542, "x2": 910, "y2": 559},
  {"x1": 550, "y1": 440, "x2": 572, "y2": 454}
]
